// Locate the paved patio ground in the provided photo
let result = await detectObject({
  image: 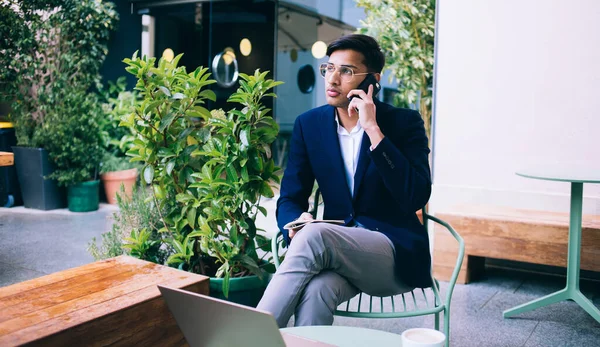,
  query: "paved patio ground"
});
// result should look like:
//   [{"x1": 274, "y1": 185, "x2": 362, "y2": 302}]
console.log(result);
[{"x1": 1, "y1": 202, "x2": 599, "y2": 347}]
